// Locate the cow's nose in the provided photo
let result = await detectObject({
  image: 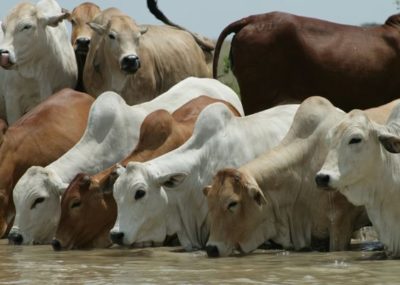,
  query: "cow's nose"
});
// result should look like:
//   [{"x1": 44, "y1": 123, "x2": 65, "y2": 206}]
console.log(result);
[
  {"x1": 315, "y1": 173, "x2": 330, "y2": 188},
  {"x1": 76, "y1": 37, "x2": 91, "y2": 48},
  {"x1": 52, "y1": 239, "x2": 62, "y2": 251},
  {"x1": 8, "y1": 232, "x2": 23, "y2": 245},
  {"x1": 0, "y1": 49, "x2": 9, "y2": 55},
  {"x1": 205, "y1": 245, "x2": 220, "y2": 258},
  {"x1": 121, "y1": 55, "x2": 140, "y2": 74},
  {"x1": 110, "y1": 231, "x2": 124, "y2": 245}
]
